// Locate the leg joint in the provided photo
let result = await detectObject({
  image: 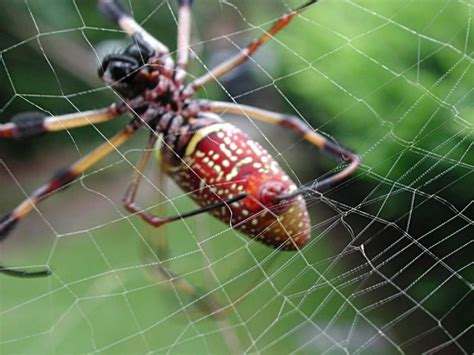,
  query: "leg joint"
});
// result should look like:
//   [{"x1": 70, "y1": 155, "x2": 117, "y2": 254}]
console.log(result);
[
  {"x1": 48, "y1": 168, "x2": 78, "y2": 194},
  {"x1": 324, "y1": 139, "x2": 360, "y2": 163},
  {"x1": 280, "y1": 115, "x2": 310, "y2": 136},
  {"x1": 11, "y1": 112, "x2": 47, "y2": 138}
]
